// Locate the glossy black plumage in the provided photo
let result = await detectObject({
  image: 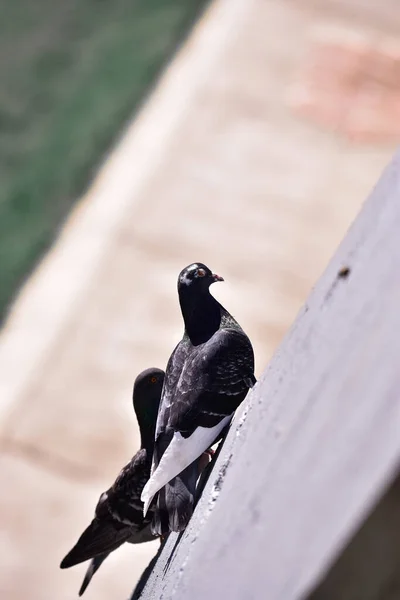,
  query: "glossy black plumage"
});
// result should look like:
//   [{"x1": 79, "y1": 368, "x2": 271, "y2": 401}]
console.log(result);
[
  {"x1": 60, "y1": 367, "x2": 165, "y2": 594},
  {"x1": 141, "y1": 263, "x2": 255, "y2": 534}
]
